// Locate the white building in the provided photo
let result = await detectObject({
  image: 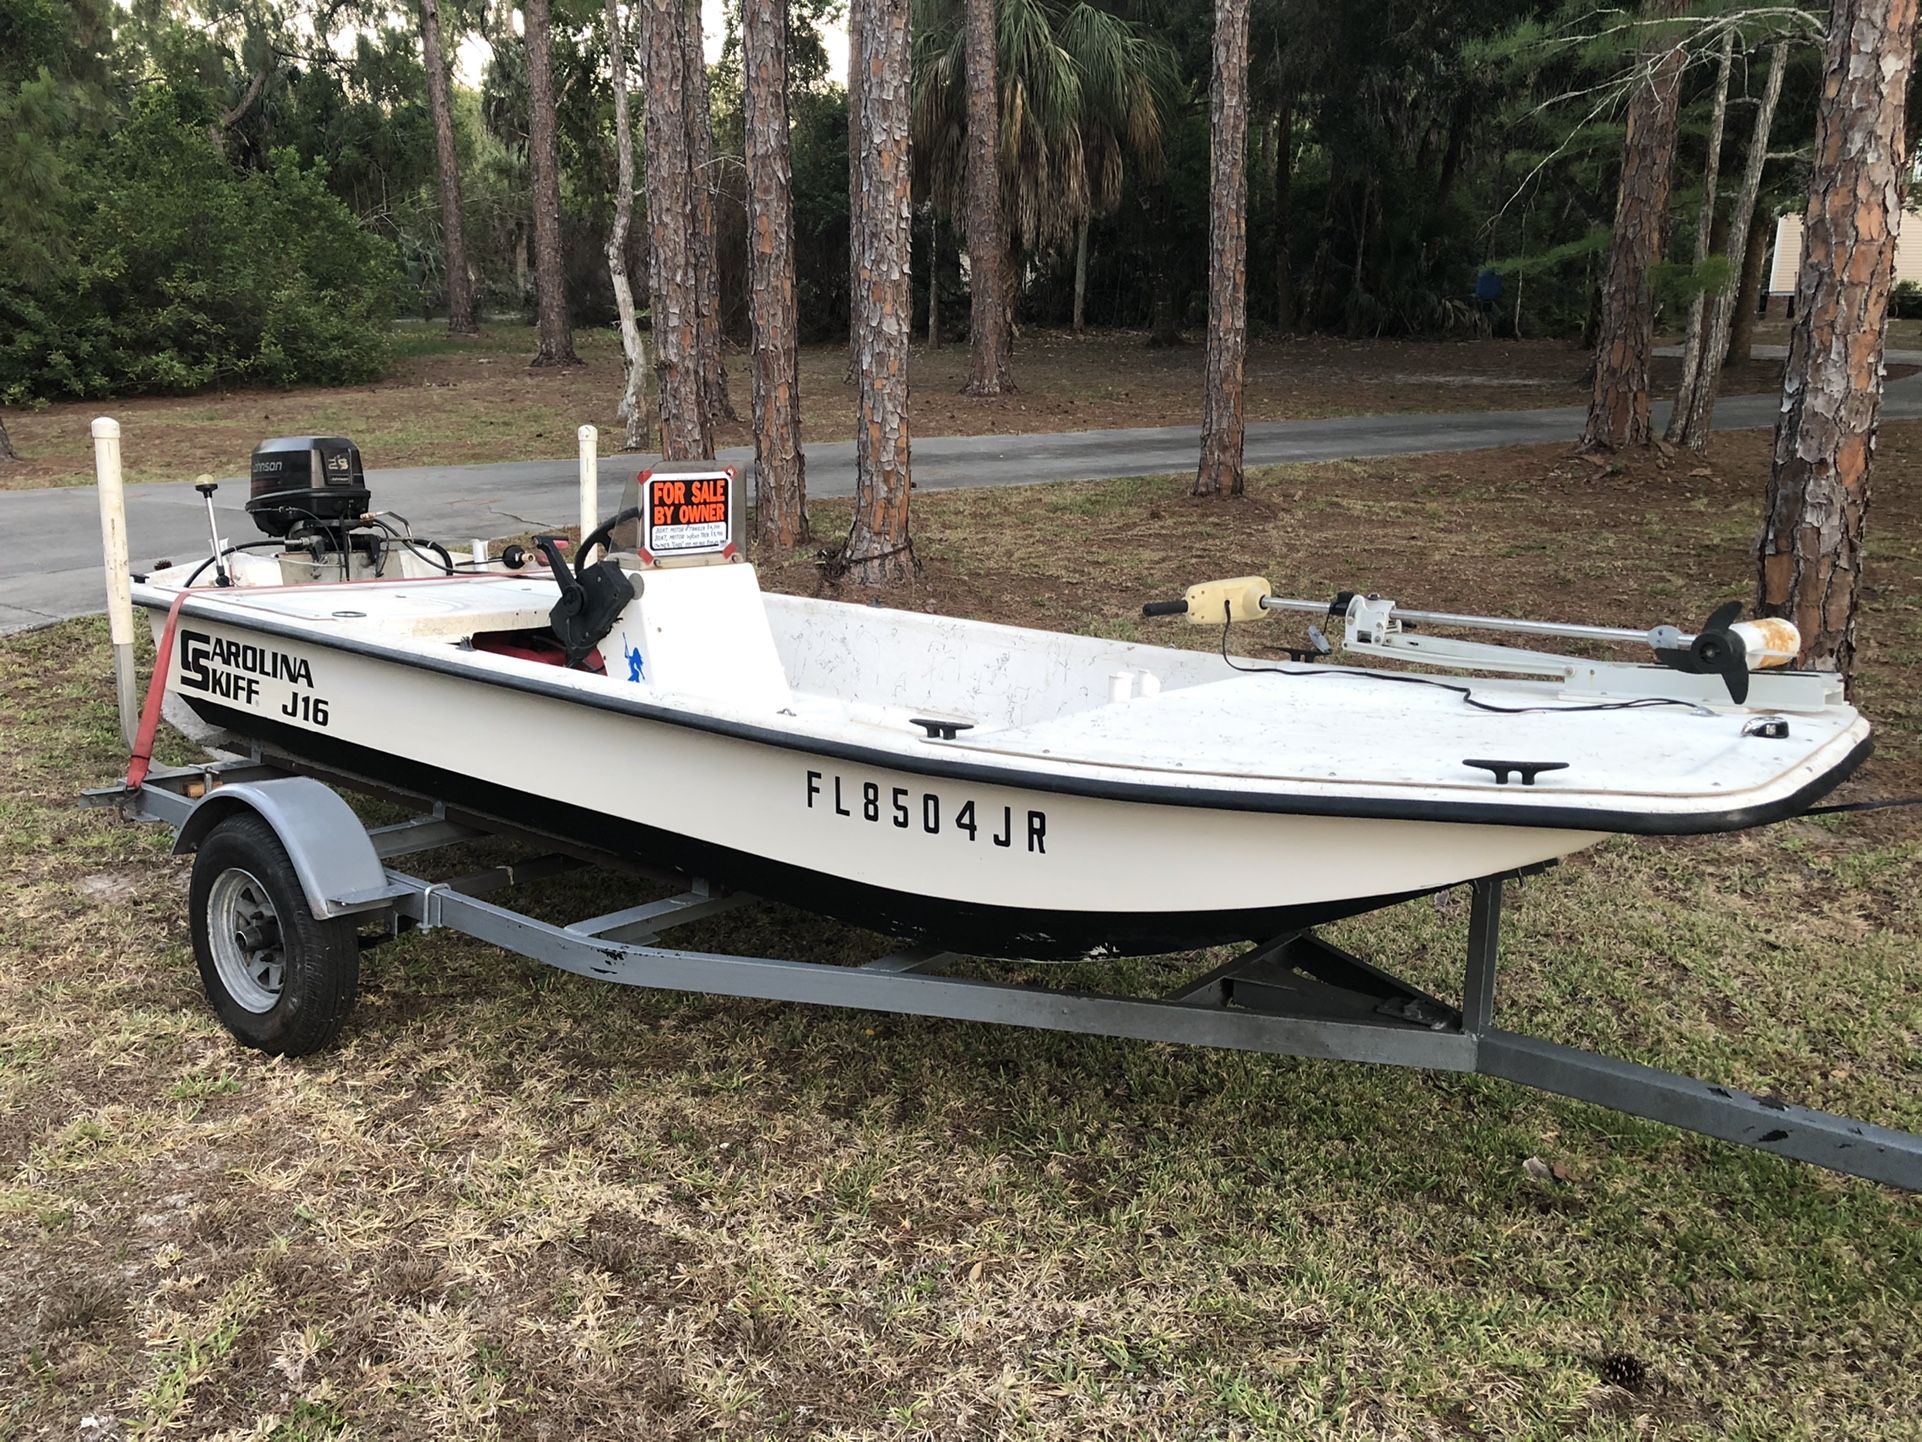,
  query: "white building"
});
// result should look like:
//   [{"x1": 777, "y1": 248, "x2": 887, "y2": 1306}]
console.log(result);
[{"x1": 1767, "y1": 209, "x2": 1922, "y2": 312}]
